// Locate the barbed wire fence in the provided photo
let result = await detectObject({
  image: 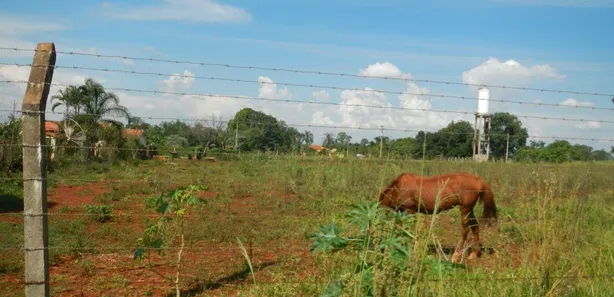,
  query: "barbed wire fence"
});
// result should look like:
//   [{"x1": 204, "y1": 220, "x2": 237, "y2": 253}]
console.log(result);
[{"x1": 2, "y1": 42, "x2": 614, "y2": 296}]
